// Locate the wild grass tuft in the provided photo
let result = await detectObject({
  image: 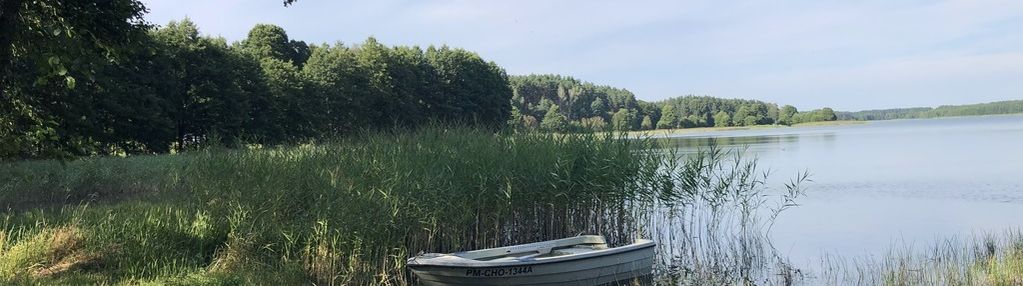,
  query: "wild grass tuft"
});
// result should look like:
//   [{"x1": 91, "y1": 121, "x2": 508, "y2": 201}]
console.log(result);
[
  {"x1": 0, "y1": 224, "x2": 104, "y2": 282},
  {"x1": 814, "y1": 230, "x2": 1023, "y2": 285}
]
